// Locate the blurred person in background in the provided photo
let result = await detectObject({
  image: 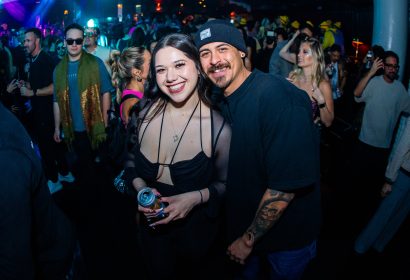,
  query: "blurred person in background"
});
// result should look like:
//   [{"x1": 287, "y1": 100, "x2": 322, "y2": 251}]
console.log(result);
[
  {"x1": 110, "y1": 46, "x2": 151, "y2": 126},
  {"x1": 84, "y1": 26, "x2": 114, "y2": 75}
]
